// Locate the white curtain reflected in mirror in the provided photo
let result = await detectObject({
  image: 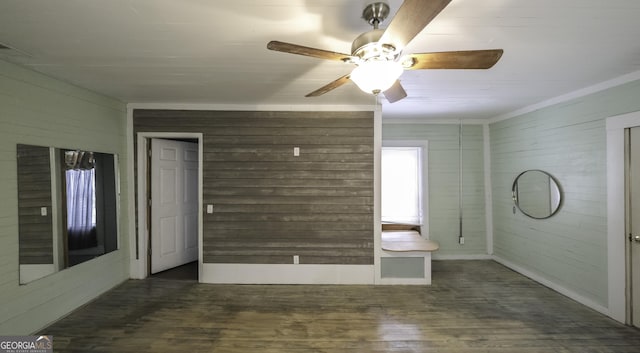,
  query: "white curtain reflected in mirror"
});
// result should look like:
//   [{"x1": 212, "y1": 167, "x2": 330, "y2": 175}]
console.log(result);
[{"x1": 65, "y1": 153, "x2": 97, "y2": 252}]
